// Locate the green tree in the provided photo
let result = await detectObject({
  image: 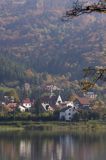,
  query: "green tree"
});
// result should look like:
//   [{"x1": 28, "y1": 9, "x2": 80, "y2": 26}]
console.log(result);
[{"x1": 34, "y1": 98, "x2": 41, "y2": 115}]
